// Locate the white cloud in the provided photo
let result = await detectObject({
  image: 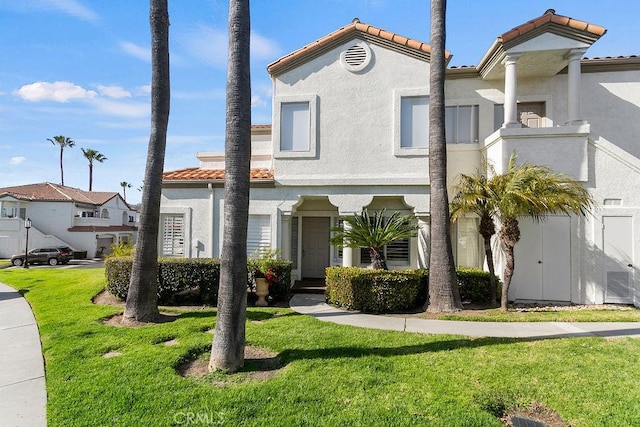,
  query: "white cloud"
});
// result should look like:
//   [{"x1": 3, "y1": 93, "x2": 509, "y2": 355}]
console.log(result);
[
  {"x1": 9, "y1": 156, "x2": 26, "y2": 165},
  {"x1": 178, "y1": 25, "x2": 281, "y2": 68},
  {"x1": 91, "y1": 98, "x2": 149, "y2": 119},
  {"x1": 0, "y1": 0, "x2": 99, "y2": 22},
  {"x1": 15, "y1": 81, "x2": 97, "y2": 102},
  {"x1": 251, "y1": 95, "x2": 267, "y2": 108},
  {"x1": 96, "y1": 85, "x2": 131, "y2": 99},
  {"x1": 135, "y1": 85, "x2": 152, "y2": 95},
  {"x1": 119, "y1": 41, "x2": 150, "y2": 62}
]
